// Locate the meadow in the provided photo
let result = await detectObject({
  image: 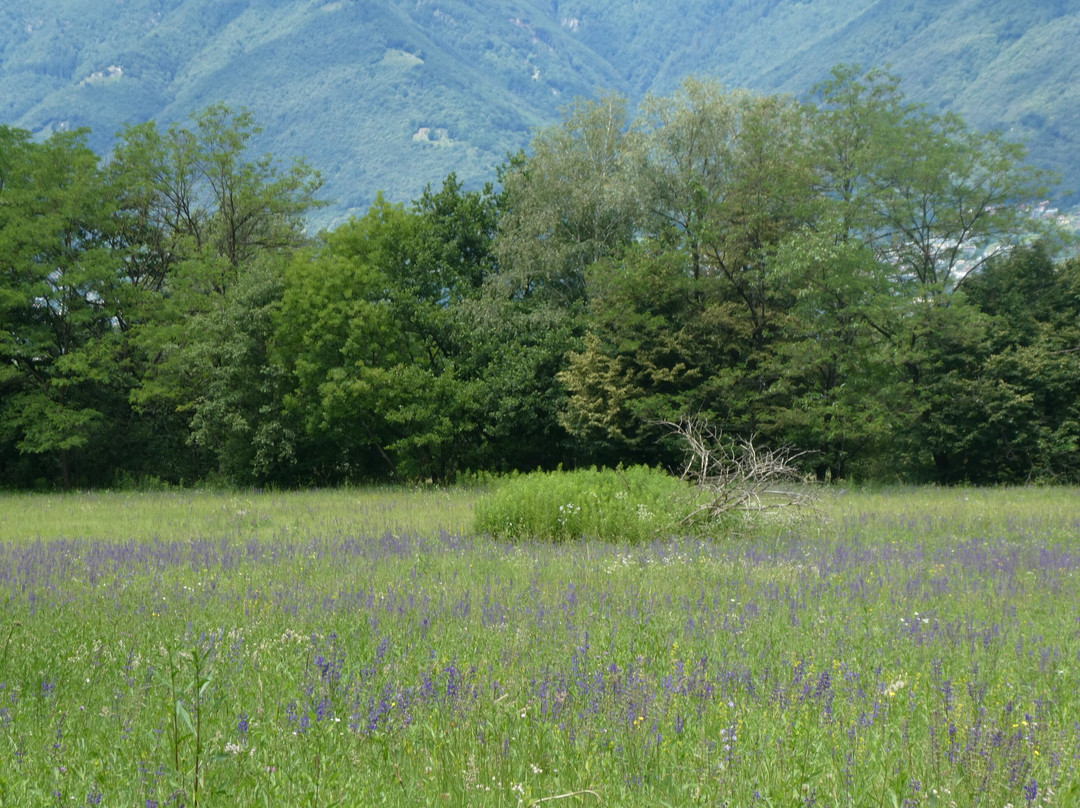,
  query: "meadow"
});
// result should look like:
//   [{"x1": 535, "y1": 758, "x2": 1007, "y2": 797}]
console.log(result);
[{"x1": 0, "y1": 485, "x2": 1077, "y2": 806}]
